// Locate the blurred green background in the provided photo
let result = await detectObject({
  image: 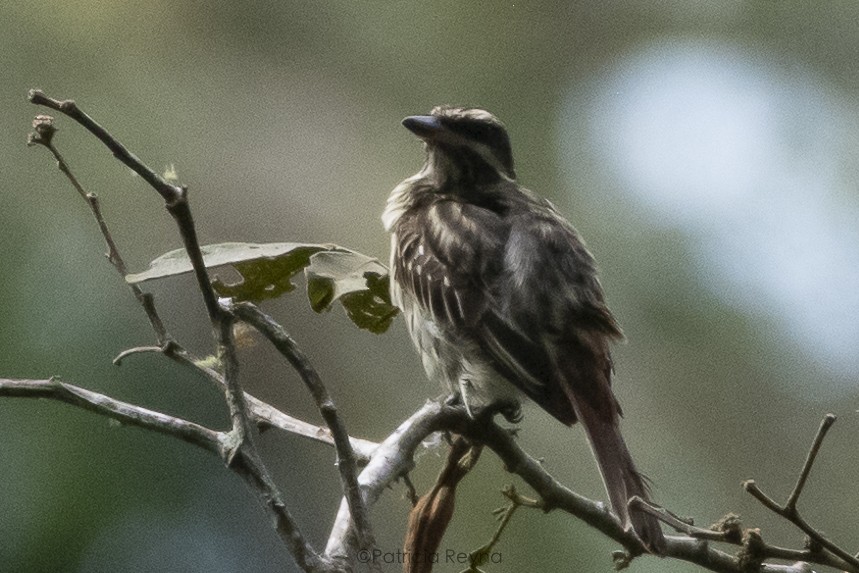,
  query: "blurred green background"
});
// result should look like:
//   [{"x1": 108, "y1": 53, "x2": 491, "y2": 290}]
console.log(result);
[{"x1": 2, "y1": 2, "x2": 858, "y2": 572}]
